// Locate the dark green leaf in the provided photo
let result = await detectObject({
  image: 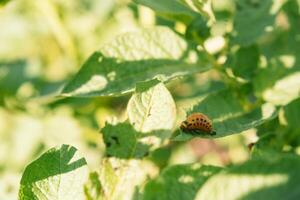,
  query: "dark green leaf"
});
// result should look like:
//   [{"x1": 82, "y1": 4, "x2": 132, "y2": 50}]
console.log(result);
[
  {"x1": 196, "y1": 154, "x2": 300, "y2": 200},
  {"x1": 185, "y1": 16, "x2": 211, "y2": 43},
  {"x1": 231, "y1": 0, "x2": 281, "y2": 46},
  {"x1": 283, "y1": 98, "x2": 300, "y2": 129},
  {"x1": 142, "y1": 163, "x2": 221, "y2": 200},
  {"x1": 226, "y1": 45, "x2": 259, "y2": 80},
  {"x1": 0, "y1": 0, "x2": 10, "y2": 5},
  {"x1": 173, "y1": 90, "x2": 277, "y2": 141},
  {"x1": 134, "y1": 0, "x2": 199, "y2": 24},
  {"x1": 0, "y1": 60, "x2": 28, "y2": 97},
  {"x1": 102, "y1": 123, "x2": 150, "y2": 159}
]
